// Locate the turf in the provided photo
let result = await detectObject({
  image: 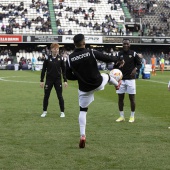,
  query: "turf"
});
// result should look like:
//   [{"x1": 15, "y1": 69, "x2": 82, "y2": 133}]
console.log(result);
[{"x1": 0, "y1": 70, "x2": 170, "y2": 170}]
